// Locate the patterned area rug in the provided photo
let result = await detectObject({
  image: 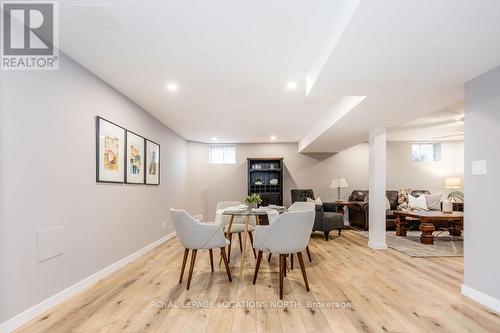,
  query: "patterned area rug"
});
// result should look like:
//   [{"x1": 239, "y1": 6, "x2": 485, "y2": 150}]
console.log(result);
[{"x1": 353, "y1": 230, "x2": 463, "y2": 257}]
